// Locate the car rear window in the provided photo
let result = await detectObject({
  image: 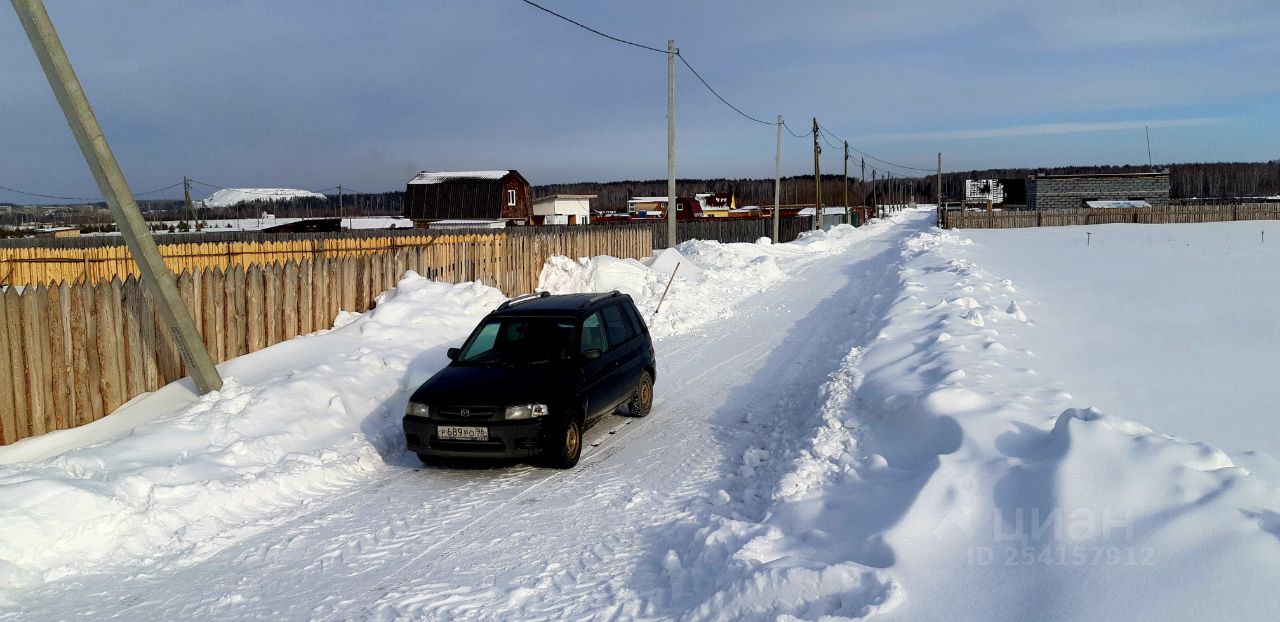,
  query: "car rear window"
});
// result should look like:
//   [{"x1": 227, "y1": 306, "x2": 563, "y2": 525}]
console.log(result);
[{"x1": 601, "y1": 303, "x2": 634, "y2": 346}]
